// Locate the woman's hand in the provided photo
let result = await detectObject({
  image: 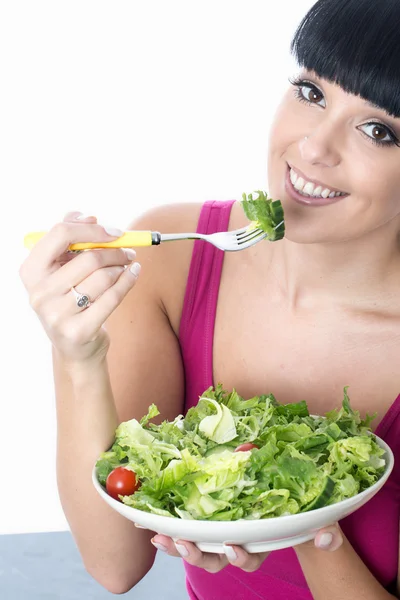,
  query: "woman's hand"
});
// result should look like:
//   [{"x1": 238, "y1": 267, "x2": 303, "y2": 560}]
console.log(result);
[
  {"x1": 300, "y1": 523, "x2": 344, "y2": 552},
  {"x1": 140, "y1": 523, "x2": 343, "y2": 574},
  {"x1": 19, "y1": 211, "x2": 141, "y2": 366}
]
